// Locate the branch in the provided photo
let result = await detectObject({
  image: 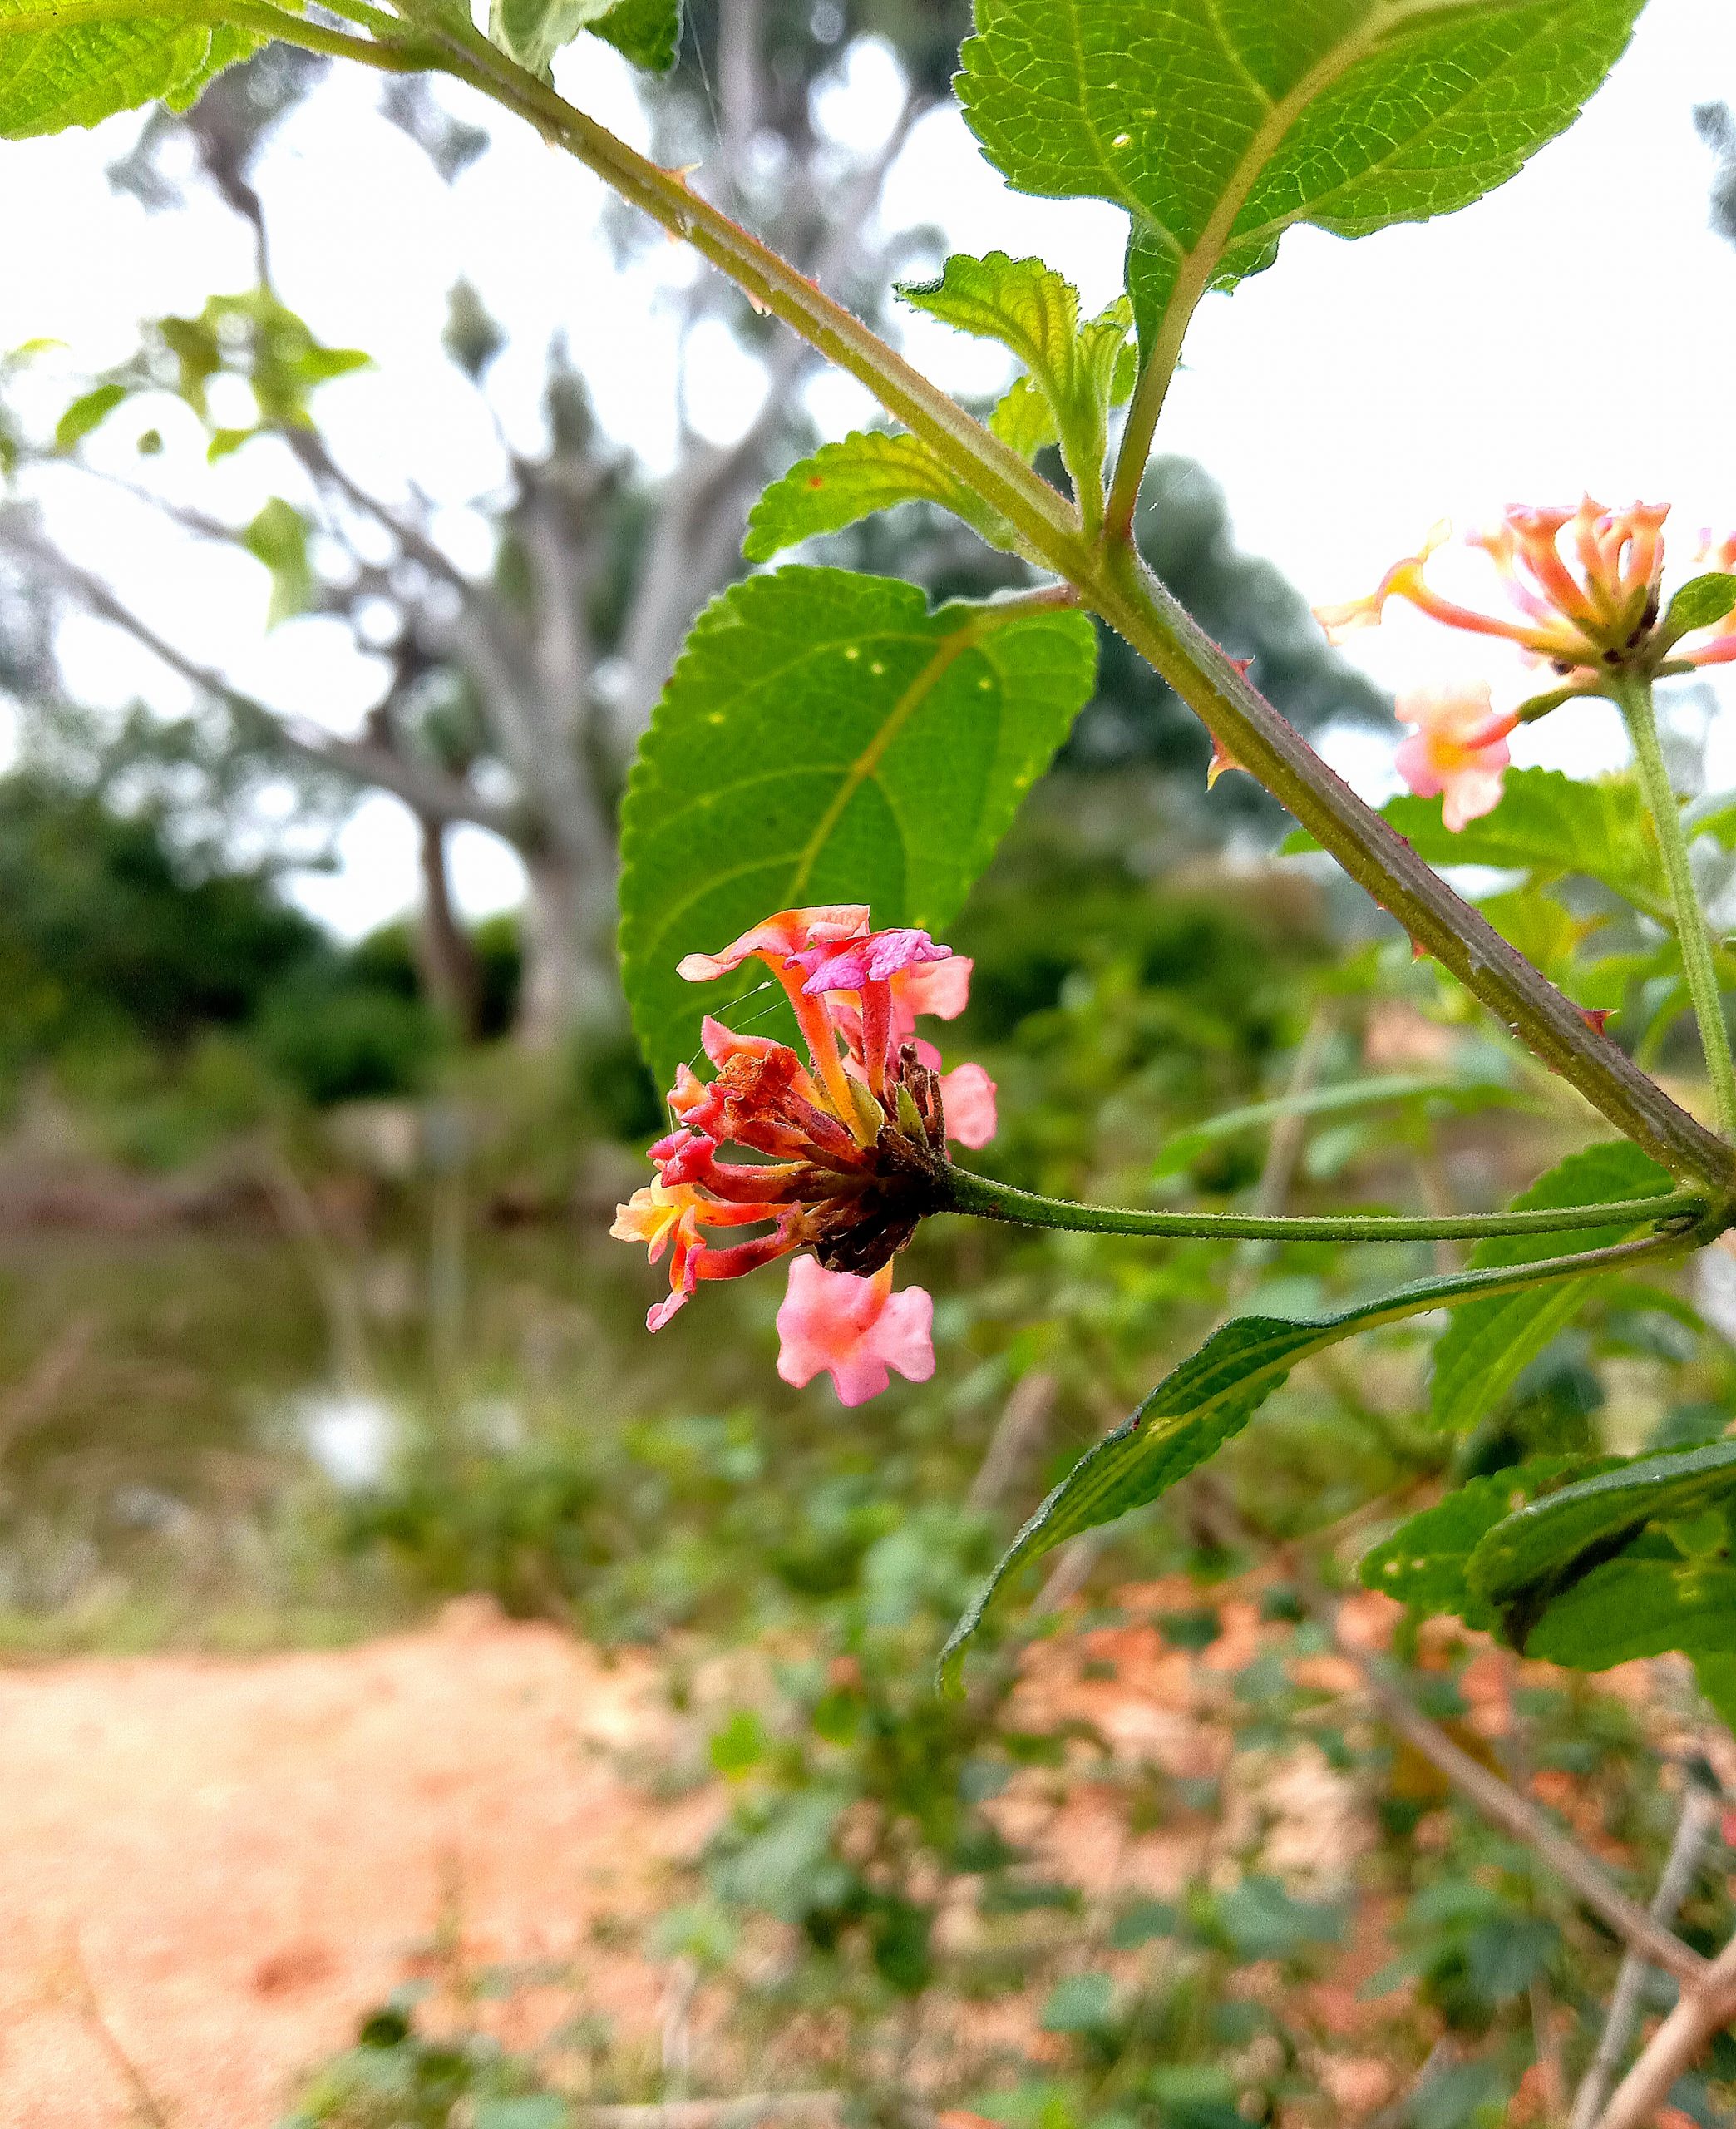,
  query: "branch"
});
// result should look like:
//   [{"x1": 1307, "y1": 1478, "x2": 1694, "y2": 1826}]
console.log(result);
[
  {"x1": 404, "y1": 22, "x2": 1734, "y2": 1194},
  {"x1": 1, "y1": 520, "x2": 522, "y2": 838},
  {"x1": 280, "y1": 426, "x2": 478, "y2": 600},
  {"x1": 1346, "y1": 1636, "x2": 1708, "y2": 1987},
  {"x1": 1595, "y1": 1933, "x2": 1736, "y2": 2129},
  {"x1": 1570, "y1": 1783, "x2": 1720, "y2": 2129},
  {"x1": 572, "y1": 2097, "x2": 843, "y2": 2129}
]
